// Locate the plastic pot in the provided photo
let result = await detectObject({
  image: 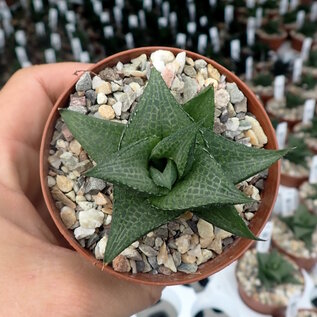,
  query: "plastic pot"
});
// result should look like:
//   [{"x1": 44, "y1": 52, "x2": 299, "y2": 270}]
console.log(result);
[{"x1": 40, "y1": 46, "x2": 281, "y2": 286}]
